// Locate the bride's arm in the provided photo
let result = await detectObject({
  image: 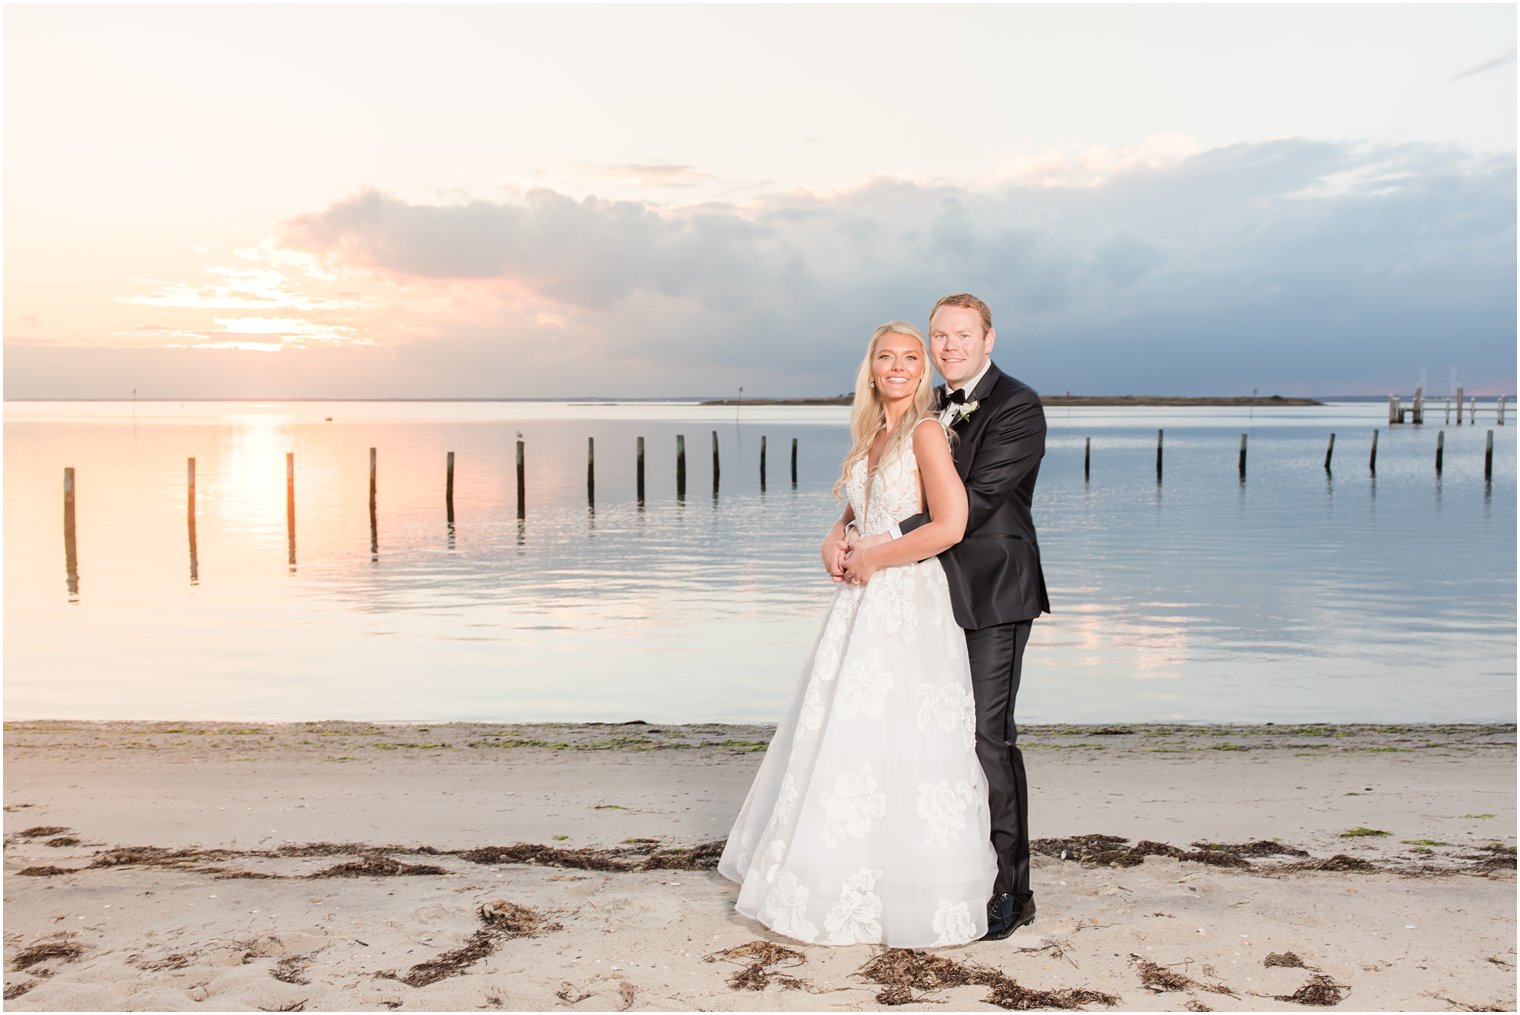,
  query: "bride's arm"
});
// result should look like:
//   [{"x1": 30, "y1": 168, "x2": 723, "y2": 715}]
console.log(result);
[{"x1": 842, "y1": 424, "x2": 965, "y2": 583}]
